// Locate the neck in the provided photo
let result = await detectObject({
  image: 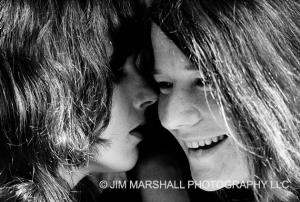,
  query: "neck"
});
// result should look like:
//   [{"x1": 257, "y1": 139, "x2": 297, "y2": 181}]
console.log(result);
[{"x1": 58, "y1": 167, "x2": 88, "y2": 189}]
